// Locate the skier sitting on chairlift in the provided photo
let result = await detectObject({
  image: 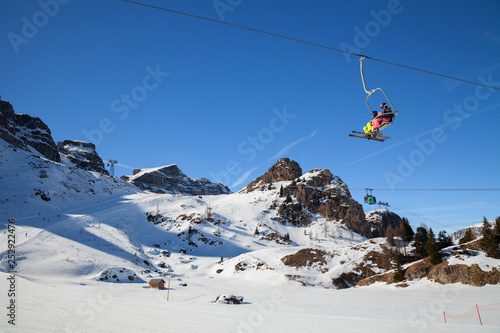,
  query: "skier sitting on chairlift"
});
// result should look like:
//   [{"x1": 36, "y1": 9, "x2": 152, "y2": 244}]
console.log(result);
[
  {"x1": 371, "y1": 103, "x2": 393, "y2": 134},
  {"x1": 363, "y1": 111, "x2": 378, "y2": 134}
]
